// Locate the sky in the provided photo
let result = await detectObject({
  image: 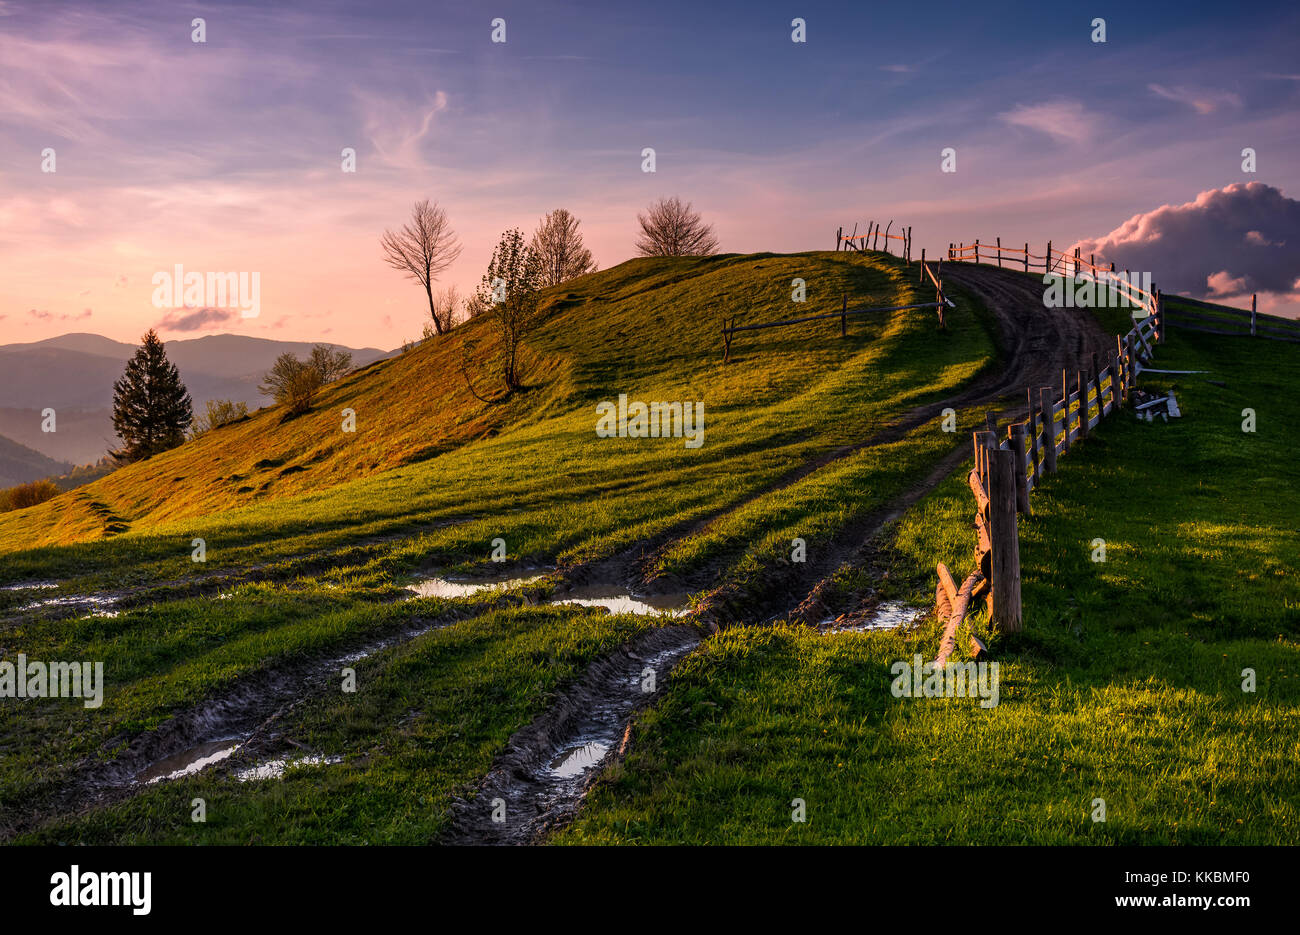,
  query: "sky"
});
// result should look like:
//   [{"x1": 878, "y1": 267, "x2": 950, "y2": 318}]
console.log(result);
[{"x1": 2, "y1": 0, "x2": 1299, "y2": 350}]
